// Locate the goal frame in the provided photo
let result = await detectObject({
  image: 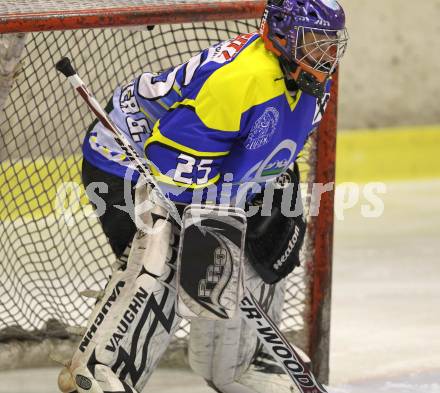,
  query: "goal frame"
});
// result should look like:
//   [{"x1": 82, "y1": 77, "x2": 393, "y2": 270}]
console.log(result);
[
  {"x1": 0, "y1": 1, "x2": 265, "y2": 33},
  {"x1": 0, "y1": 0, "x2": 337, "y2": 384}
]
